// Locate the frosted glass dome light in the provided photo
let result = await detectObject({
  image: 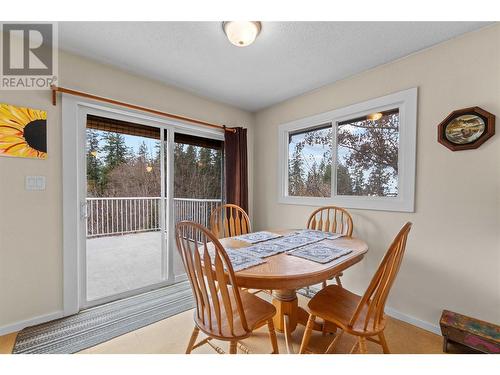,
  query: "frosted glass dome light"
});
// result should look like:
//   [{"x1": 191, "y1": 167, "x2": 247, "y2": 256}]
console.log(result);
[{"x1": 223, "y1": 21, "x2": 262, "y2": 47}]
